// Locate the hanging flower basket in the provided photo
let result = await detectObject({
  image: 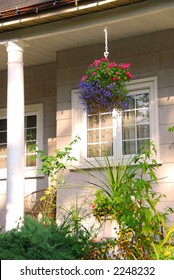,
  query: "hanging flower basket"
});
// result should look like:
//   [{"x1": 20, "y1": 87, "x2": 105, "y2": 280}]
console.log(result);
[{"x1": 78, "y1": 58, "x2": 133, "y2": 115}]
